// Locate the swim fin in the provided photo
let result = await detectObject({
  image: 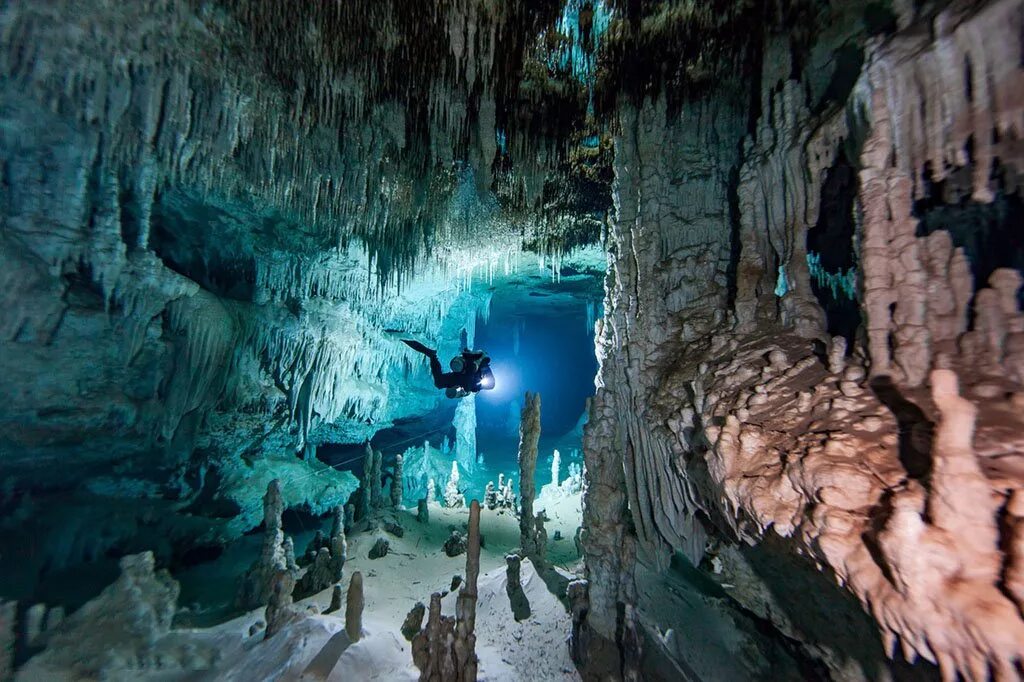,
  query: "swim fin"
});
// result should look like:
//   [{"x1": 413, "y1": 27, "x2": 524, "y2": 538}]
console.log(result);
[{"x1": 401, "y1": 339, "x2": 436, "y2": 356}]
